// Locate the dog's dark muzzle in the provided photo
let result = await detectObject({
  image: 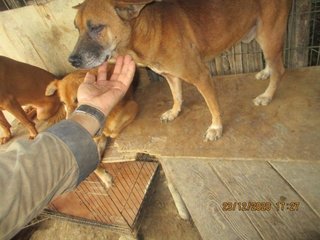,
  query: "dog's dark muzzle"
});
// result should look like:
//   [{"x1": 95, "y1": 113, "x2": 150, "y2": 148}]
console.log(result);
[{"x1": 68, "y1": 54, "x2": 82, "y2": 68}]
